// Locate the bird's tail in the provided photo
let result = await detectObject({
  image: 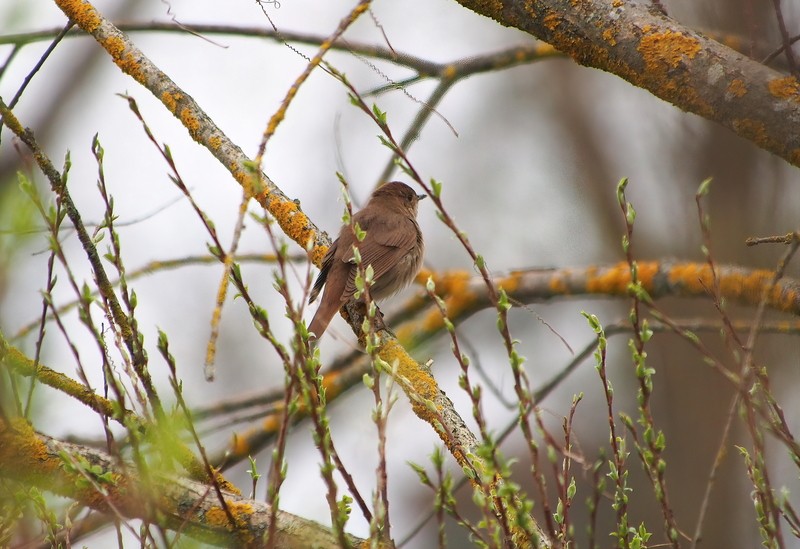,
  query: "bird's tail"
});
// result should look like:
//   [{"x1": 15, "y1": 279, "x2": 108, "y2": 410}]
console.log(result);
[{"x1": 307, "y1": 298, "x2": 339, "y2": 339}]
